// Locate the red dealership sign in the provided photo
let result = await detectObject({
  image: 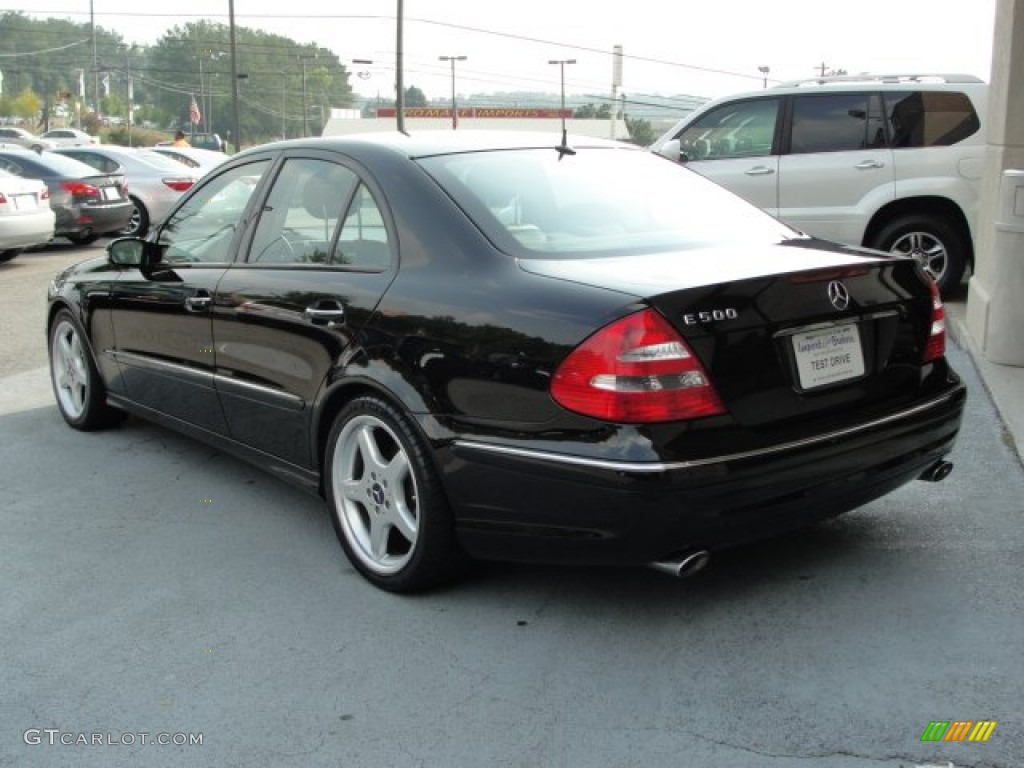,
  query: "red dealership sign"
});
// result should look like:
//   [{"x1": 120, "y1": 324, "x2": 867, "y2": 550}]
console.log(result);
[{"x1": 375, "y1": 107, "x2": 572, "y2": 118}]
